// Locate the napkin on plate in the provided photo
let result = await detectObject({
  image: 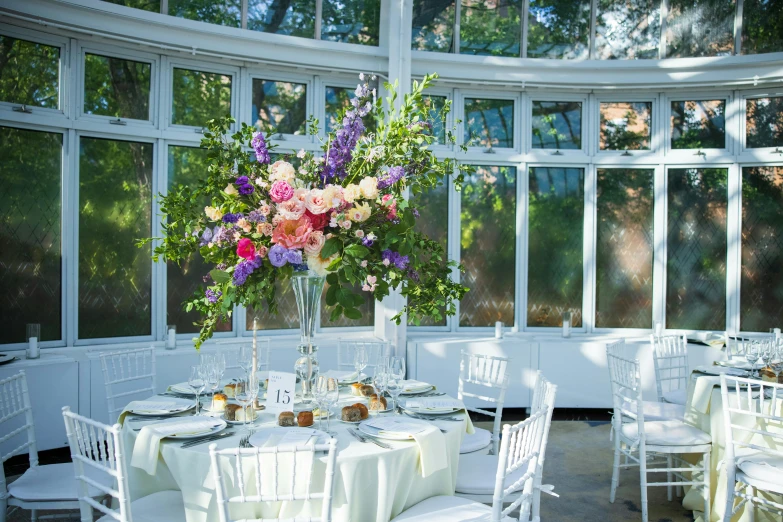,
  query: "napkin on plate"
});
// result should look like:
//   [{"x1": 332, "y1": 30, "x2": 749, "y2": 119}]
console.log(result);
[
  {"x1": 695, "y1": 365, "x2": 747, "y2": 377},
  {"x1": 169, "y1": 382, "x2": 197, "y2": 395},
  {"x1": 364, "y1": 417, "x2": 447, "y2": 477},
  {"x1": 403, "y1": 398, "x2": 475, "y2": 434},
  {"x1": 321, "y1": 370, "x2": 359, "y2": 382},
  {"x1": 131, "y1": 417, "x2": 222, "y2": 475},
  {"x1": 118, "y1": 397, "x2": 194, "y2": 424},
  {"x1": 401, "y1": 380, "x2": 431, "y2": 393}
]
